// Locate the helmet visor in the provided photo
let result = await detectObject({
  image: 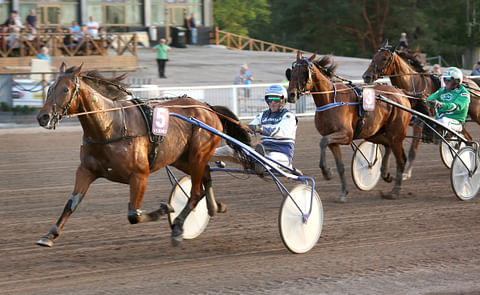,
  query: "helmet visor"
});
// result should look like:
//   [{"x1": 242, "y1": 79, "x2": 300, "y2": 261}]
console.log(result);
[
  {"x1": 442, "y1": 76, "x2": 453, "y2": 83},
  {"x1": 266, "y1": 97, "x2": 281, "y2": 103}
]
